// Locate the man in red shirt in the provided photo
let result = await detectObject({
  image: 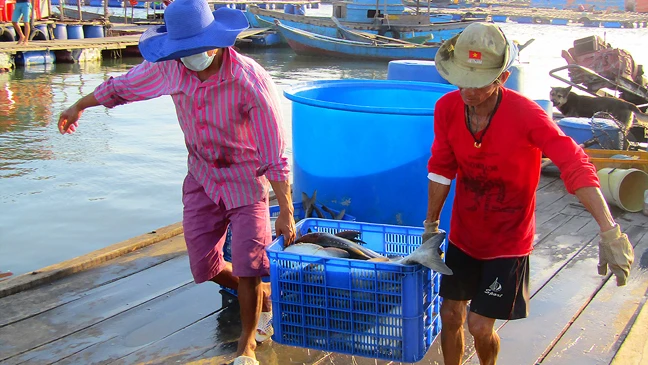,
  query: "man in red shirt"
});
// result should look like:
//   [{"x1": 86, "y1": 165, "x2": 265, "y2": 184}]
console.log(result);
[{"x1": 423, "y1": 23, "x2": 635, "y2": 365}]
